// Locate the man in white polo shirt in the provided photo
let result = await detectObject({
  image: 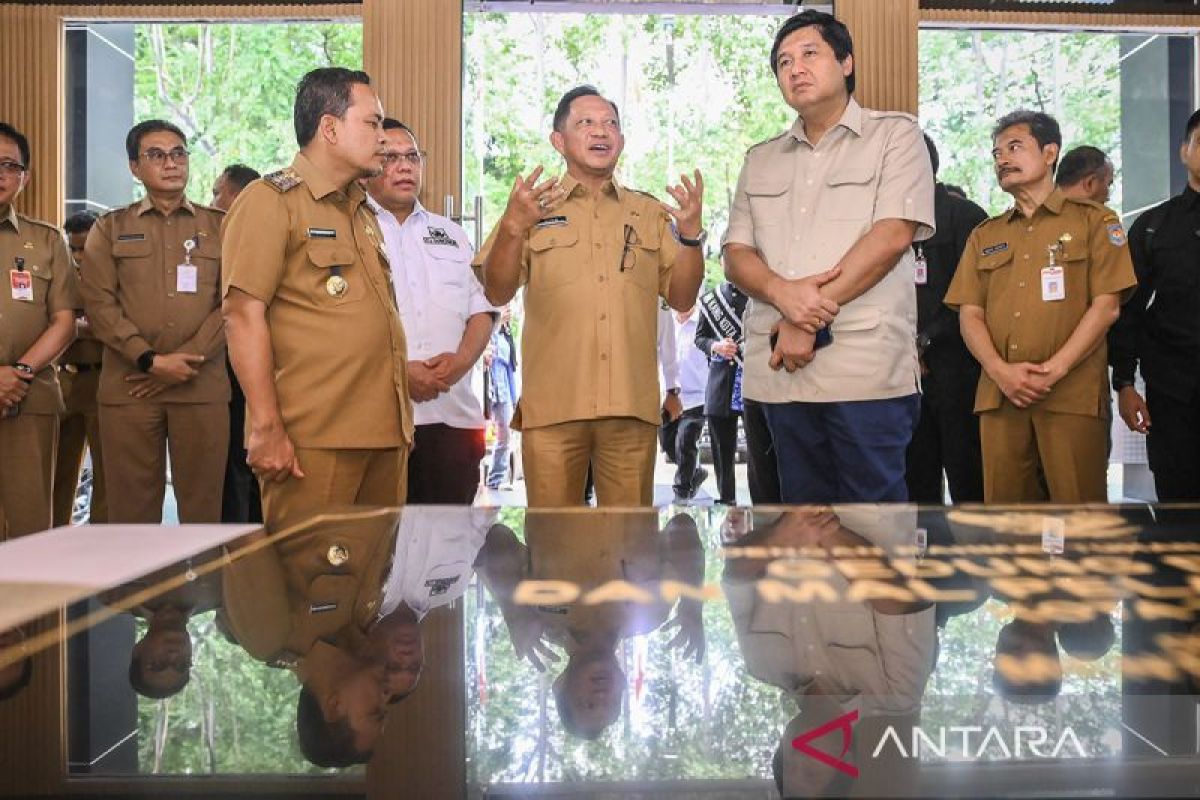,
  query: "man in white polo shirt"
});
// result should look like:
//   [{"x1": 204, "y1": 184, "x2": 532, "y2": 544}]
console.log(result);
[{"x1": 366, "y1": 119, "x2": 497, "y2": 504}]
